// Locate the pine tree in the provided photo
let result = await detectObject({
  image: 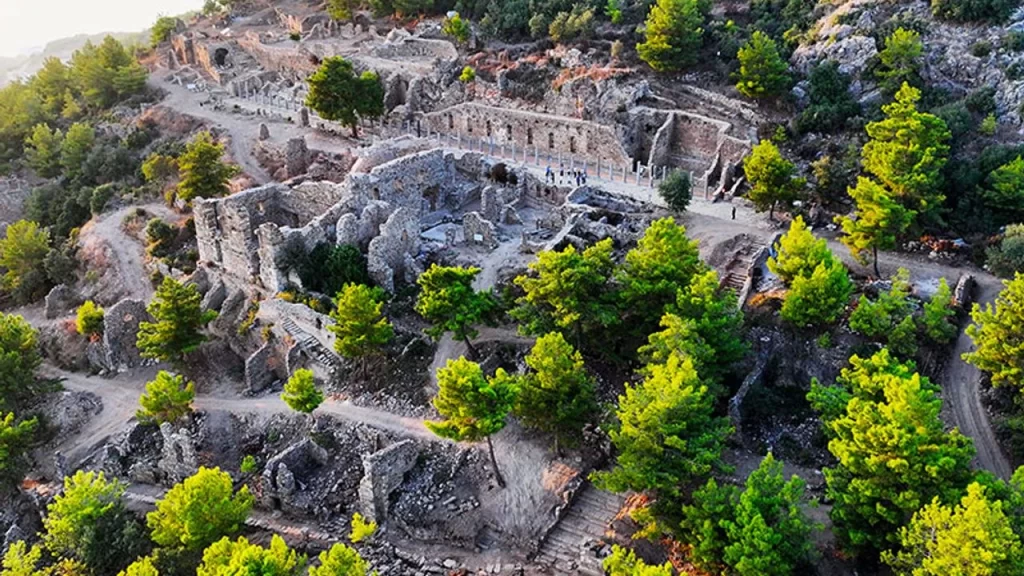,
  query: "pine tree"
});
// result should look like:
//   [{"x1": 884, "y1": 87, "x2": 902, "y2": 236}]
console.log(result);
[
  {"x1": 0, "y1": 412, "x2": 39, "y2": 483},
  {"x1": 415, "y1": 265, "x2": 495, "y2": 359},
  {"x1": 0, "y1": 220, "x2": 50, "y2": 298},
  {"x1": 985, "y1": 155, "x2": 1024, "y2": 225},
  {"x1": 147, "y1": 467, "x2": 253, "y2": 550},
  {"x1": 963, "y1": 273, "x2": 1024, "y2": 393},
  {"x1": 305, "y1": 57, "x2": 385, "y2": 138},
  {"x1": 23, "y1": 124, "x2": 63, "y2": 178},
  {"x1": 641, "y1": 270, "x2": 748, "y2": 387},
  {"x1": 281, "y1": 369, "x2": 324, "y2": 414},
  {"x1": 921, "y1": 277, "x2": 957, "y2": 344},
  {"x1": 515, "y1": 332, "x2": 597, "y2": 453},
  {"x1": 308, "y1": 543, "x2": 371, "y2": 576},
  {"x1": 657, "y1": 169, "x2": 692, "y2": 211},
  {"x1": 837, "y1": 177, "x2": 916, "y2": 277},
  {"x1": 780, "y1": 260, "x2": 853, "y2": 327},
  {"x1": 849, "y1": 268, "x2": 913, "y2": 341},
  {"x1": 196, "y1": 535, "x2": 304, "y2": 576},
  {"x1": 176, "y1": 131, "x2": 239, "y2": 203},
  {"x1": 329, "y1": 283, "x2": 393, "y2": 377},
  {"x1": 735, "y1": 31, "x2": 790, "y2": 99},
  {"x1": 743, "y1": 140, "x2": 805, "y2": 220},
  {"x1": 862, "y1": 83, "x2": 950, "y2": 220},
  {"x1": 636, "y1": 0, "x2": 707, "y2": 72},
  {"x1": 593, "y1": 353, "x2": 731, "y2": 514},
  {"x1": 60, "y1": 122, "x2": 94, "y2": 183},
  {"x1": 43, "y1": 471, "x2": 147, "y2": 575},
  {"x1": 0, "y1": 313, "x2": 42, "y2": 412},
  {"x1": 616, "y1": 217, "x2": 704, "y2": 334},
  {"x1": 721, "y1": 453, "x2": 815, "y2": 575},
  {"x1": 512, "y1": 239, "x2": 618, "y2": 348},
  {"x1": 426, "y1": 357, "x2": 517, "y2": 487},
  {"x1": 137, "y1": 277, "x2": 217, "y2": 363},
  {"x1": 812, "y1": 349, "x2": 975, "y2": 555},
  {"x1": 768, "y1": 215, "x2": 835, "y2": 285},
  {"x1": 137, "y1": 371, "x2": 196, "y2": 425},
  {"x1": 602, "y1": 545, "x2": 673, "y2": 576},
  {"x1": 876, "y1": 28, "x2": 923, "y2": 95},
  {"x1": 882, "y1": 483, "x2": 1023, "y2": 576},
  {"x1": 680, "y1": 477, "x2": 739, "y2": 571}
]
